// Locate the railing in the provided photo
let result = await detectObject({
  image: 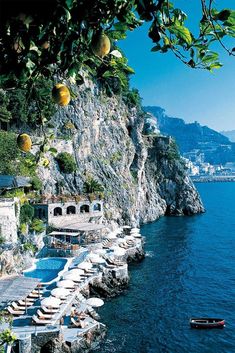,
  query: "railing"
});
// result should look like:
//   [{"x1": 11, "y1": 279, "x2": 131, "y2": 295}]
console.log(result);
[{"x1": 33, "y1": 195, "x2": 103, "y2": 204}]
